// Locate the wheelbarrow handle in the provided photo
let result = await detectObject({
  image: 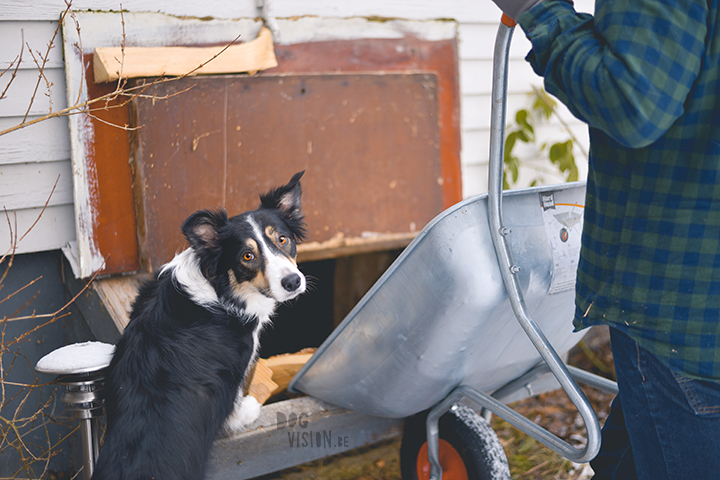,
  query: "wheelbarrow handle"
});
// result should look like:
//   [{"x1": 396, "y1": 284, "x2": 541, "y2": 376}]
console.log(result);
[
  {"x1": 501, "y1": 13, "x2": 517, "y2": 27},
  {"x1": 427, "y1": 21, "x2": 602, "y2": 480},
  {"x1": 485, "y1": 20, "x2": 602, "y2": 463}
]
